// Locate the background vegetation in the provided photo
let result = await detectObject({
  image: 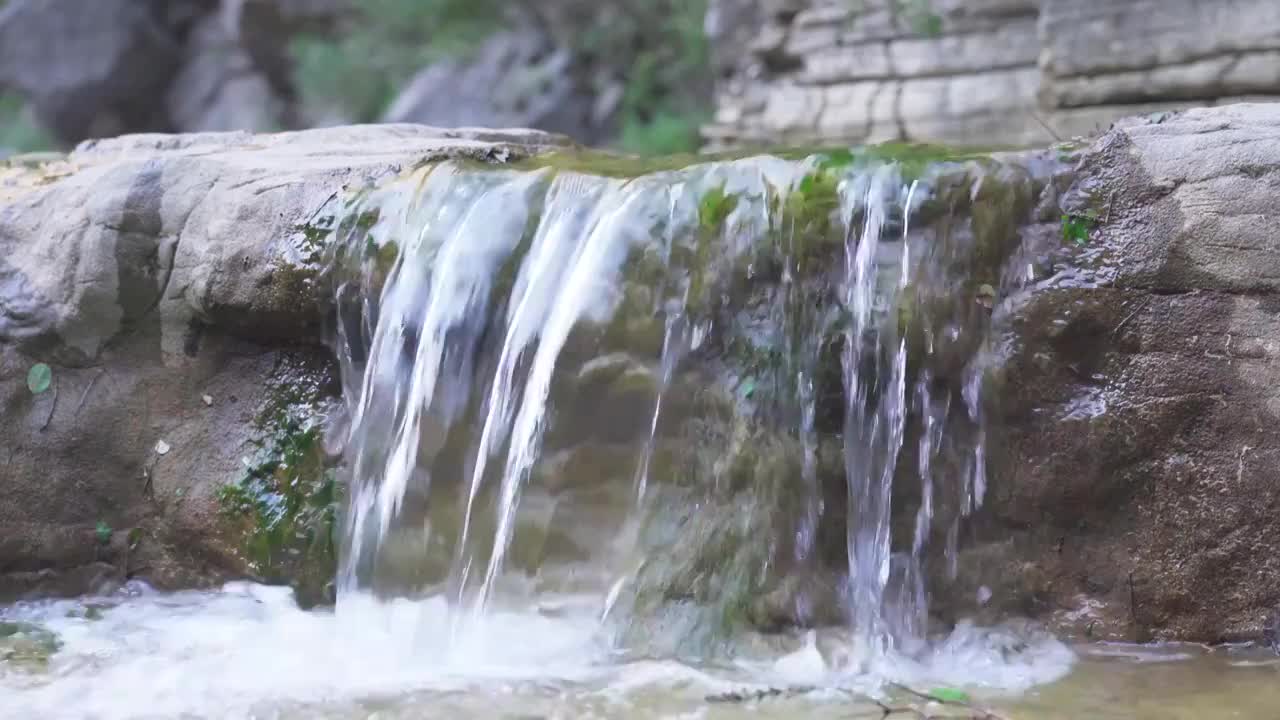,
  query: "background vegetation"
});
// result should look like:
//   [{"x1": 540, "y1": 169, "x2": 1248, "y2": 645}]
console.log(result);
[
  {"x1": 290, "y1": 0, "x2": 713, "y2": 155},
  {"x1": 0, "y1": 92, "x2": 53, "y2": 154}
]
